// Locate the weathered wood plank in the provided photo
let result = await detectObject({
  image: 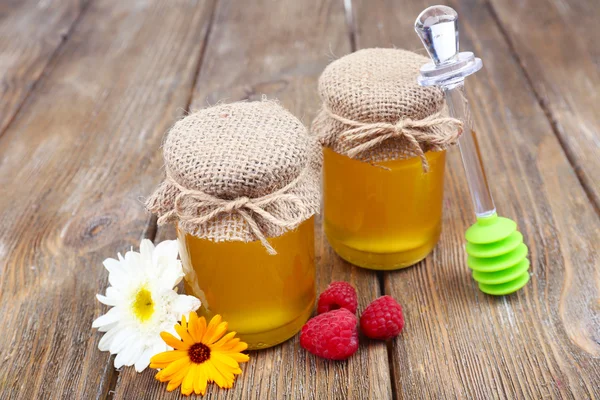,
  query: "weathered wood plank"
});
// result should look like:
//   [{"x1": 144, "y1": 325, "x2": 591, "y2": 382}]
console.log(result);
[
  {"x1": 488, "y1": 0, "x2": 600, "y2": 211},
  {"x1": 0, "y1": 0, "x2": 216, "y2": 398},
  {"x1": 352, "y1": 0, "x2": 600, "y2": 398},
  {"x1": 112, "y1": 0, "x2": 393, "y2": 399},
  {"x1": 0, "y1": 0, "x2": 88, "y2": 136}
]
